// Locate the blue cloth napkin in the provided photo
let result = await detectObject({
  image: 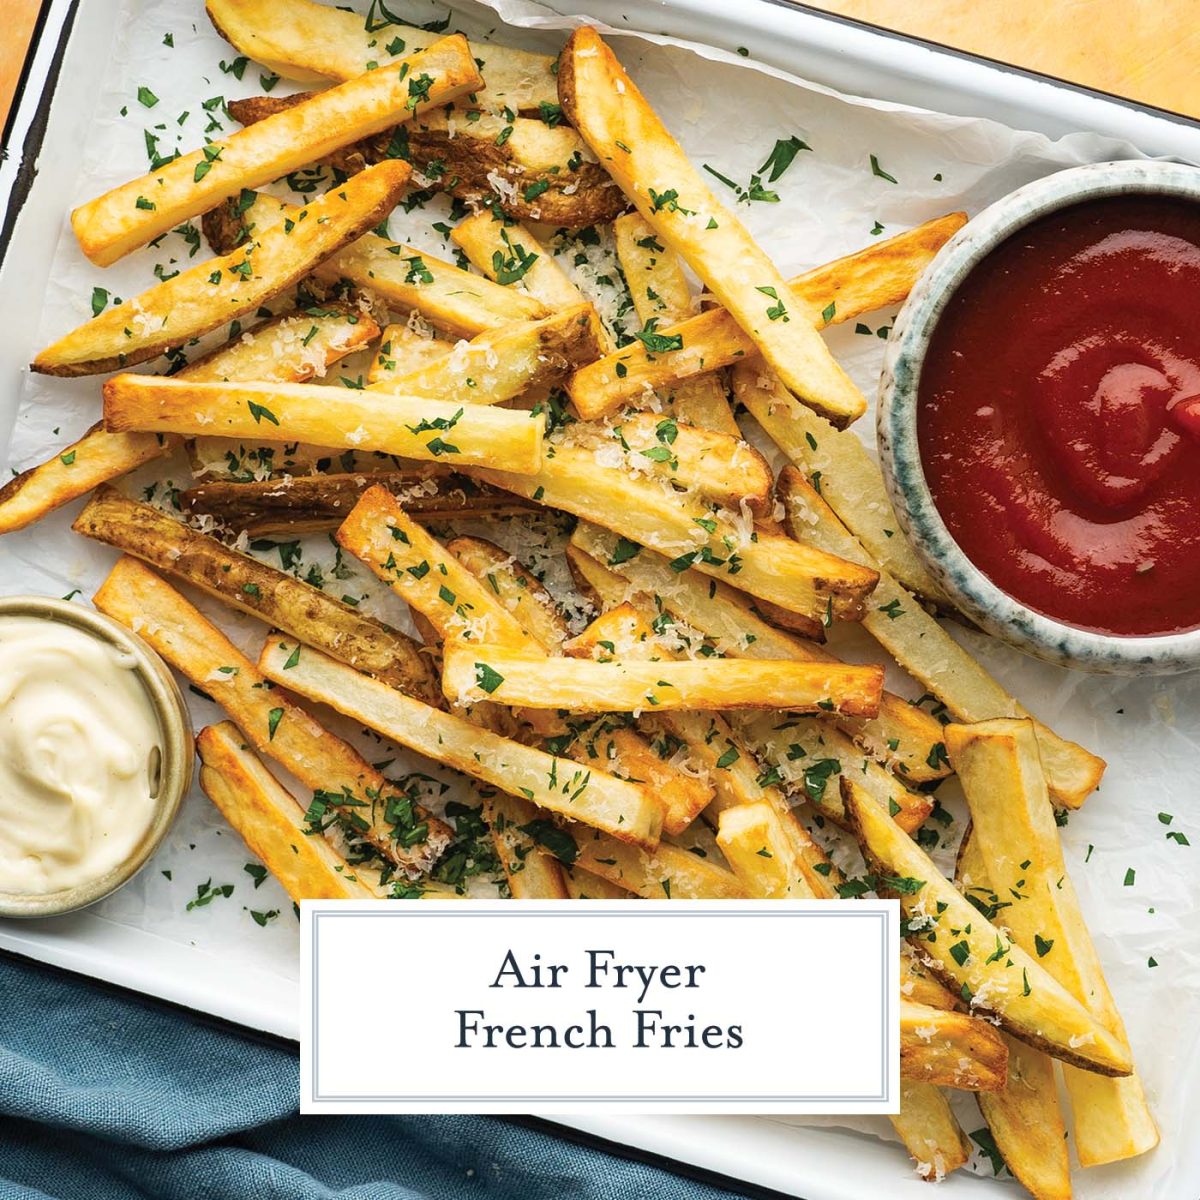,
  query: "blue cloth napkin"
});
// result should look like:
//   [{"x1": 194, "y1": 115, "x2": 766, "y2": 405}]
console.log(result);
[{"x1": 0, "y1": 954, "x2": 754, "y2": 1200}]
